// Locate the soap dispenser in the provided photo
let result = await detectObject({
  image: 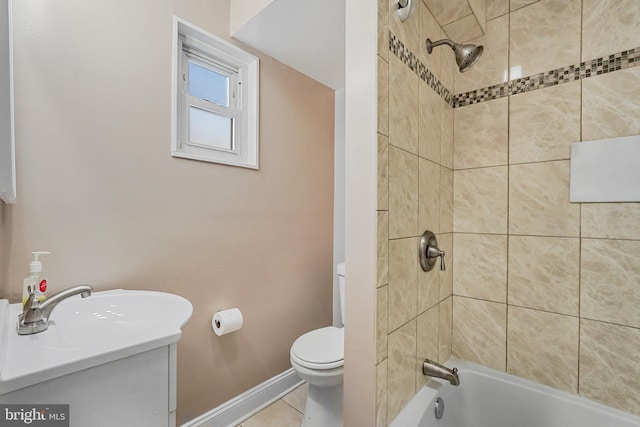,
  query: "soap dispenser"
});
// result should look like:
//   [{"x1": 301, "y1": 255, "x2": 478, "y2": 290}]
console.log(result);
[{"x1": 22, "y1": 251, "x2": 50, "y2": 307}]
